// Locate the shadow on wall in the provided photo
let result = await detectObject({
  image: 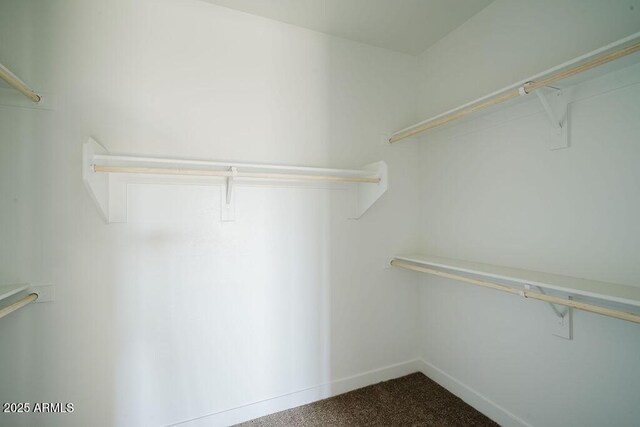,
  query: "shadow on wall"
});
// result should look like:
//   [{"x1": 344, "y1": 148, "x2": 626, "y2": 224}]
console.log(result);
[{"x1": 111, "y1": 183, "x2": 348, "y2": 425}]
